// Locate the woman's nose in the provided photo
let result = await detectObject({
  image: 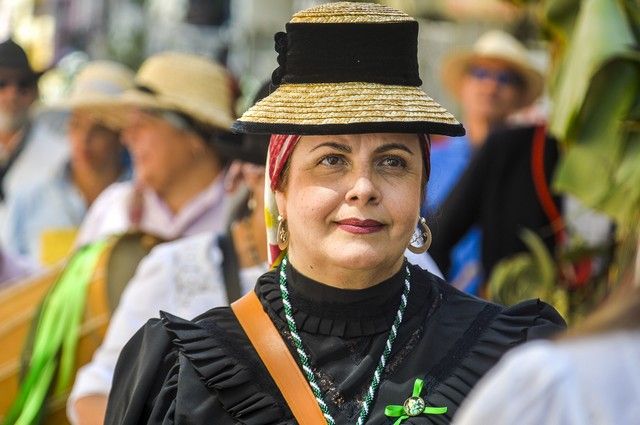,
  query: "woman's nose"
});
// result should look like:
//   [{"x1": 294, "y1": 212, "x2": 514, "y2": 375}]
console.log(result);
[
  {"x1": 121, "y1": 125, "x2": 138, "y2": 147},
  {"x1": 345, "y1": 173, "x2": 380, "y2": 205}
]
